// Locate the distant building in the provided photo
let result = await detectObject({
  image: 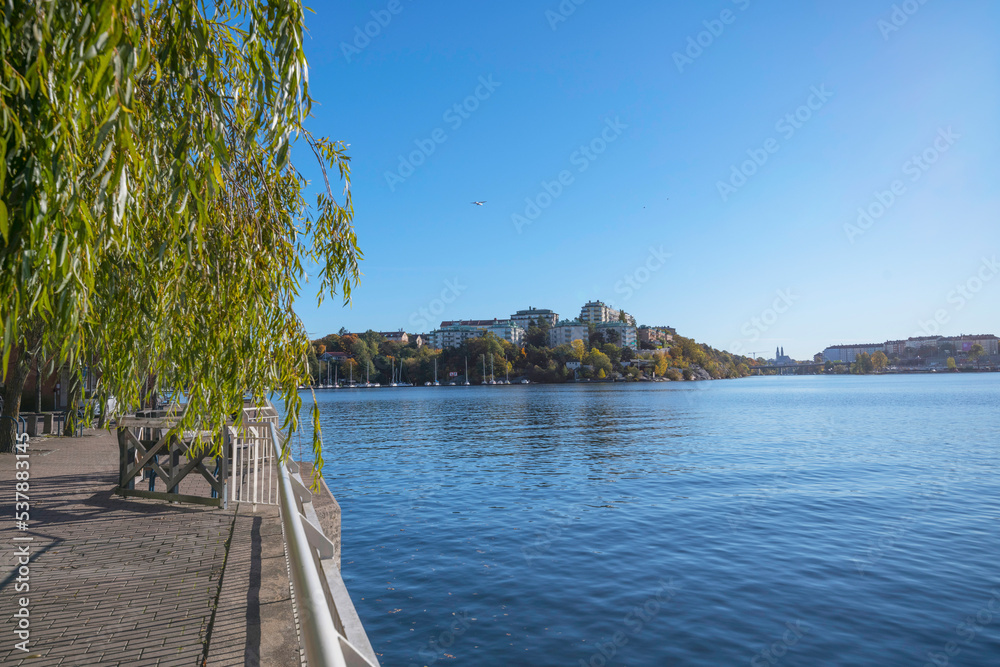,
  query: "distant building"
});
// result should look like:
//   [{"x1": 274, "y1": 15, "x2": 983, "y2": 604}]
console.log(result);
[
  {"x1": 904, "y1": 336, "x2": 942, "y2": 352},
  {"x1": 431, "y1": 320, "x2": 525, "y2": 349},
  {"x1": 941, "y1": 334, "x2": 999, "y2": 356},
  {"x1": 773, "y1": 347, "x2": 794, "y2": 364},
  {"x1": 822, "y1": 343, "x2": 885, "y2": 363},
  {"x1": 579, "y1": 300, "x2": 636, "y2": 327},
  {"x1": 431, "y1": 325, "x2": 485, "y2": 350},
  {"x1": 440, "y1": 319, "x2": 504, "y2": 329},
  {"x1": 380, "y1": 331, "x2": 409, "y2": 344},
  {"x1": 637, "y1": 326, "x2": 673, "y2": 347},
  {"x1": 486, "y1": 321, "x2": 526, "y2": 346},
  {"x1": 549, "y1": 320, "x2": 589, "y2": 347},
  {"x1": 510, "y1": 307, "x2": 559, "y2": 329},
  {"x1": 884, "y1": 339, "x2": 907, "y2": 357},
  {"x1": 596, "y1": 321, "x2": 637, "y2": 349}
]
